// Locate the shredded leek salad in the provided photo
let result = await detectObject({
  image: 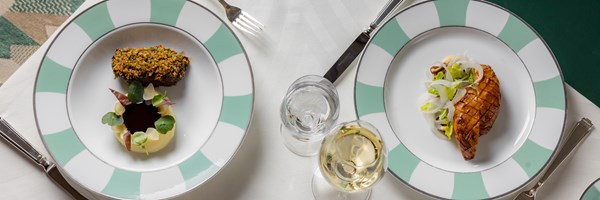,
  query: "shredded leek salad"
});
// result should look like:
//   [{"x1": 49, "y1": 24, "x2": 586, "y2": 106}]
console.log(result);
[{"x1": 419, "y1": 54, "x2": 483, "y2": 139}]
